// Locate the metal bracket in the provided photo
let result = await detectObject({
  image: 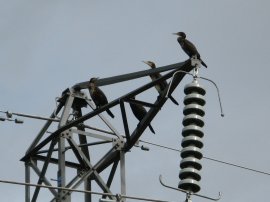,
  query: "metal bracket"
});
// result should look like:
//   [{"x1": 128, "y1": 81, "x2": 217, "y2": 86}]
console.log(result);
[
  {"x1": 113, "y1": 138, "x2": 125, "y2": 151},
  {"x1": 159, "y1": 175, "x2": 222, "y2": 201},
  {"x1": 116, "y1": 194, "x2": 124, "y2": 202},
  {"x1": 70, "y1": 128, "x2": 114, "y2": 142},
  {"x1": 185, "y1": 193, "x2": 192, "y2": 202},
  {"x1": 60, "y1": 130, "x2": 72, "y2": 139},
  {"x1": 166, "y1": 69, "x2": 225, "y2": 117},
  {"x1": 191, "y1": 56, "x2": 201, "y2": 69}
]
